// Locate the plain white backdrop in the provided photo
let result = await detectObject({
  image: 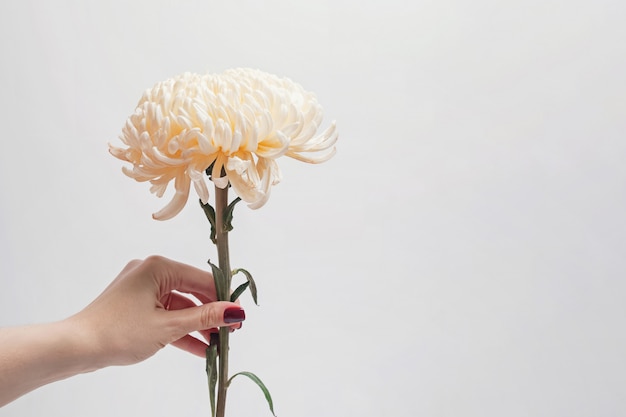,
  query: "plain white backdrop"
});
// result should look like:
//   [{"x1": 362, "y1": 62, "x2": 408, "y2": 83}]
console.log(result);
[{"x1": 1, "y1": 0, "x2": 625, "y2": 416}]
